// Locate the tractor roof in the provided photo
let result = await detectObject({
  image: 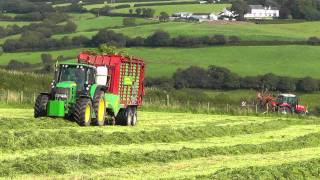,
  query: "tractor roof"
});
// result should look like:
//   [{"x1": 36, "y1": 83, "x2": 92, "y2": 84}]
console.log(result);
[
  {"x1": 279, "y1": 93, "x2": 296, "y2": 97},
  {"x1": 59, "y1": 62, "x2": 95, "y2": 68}
]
